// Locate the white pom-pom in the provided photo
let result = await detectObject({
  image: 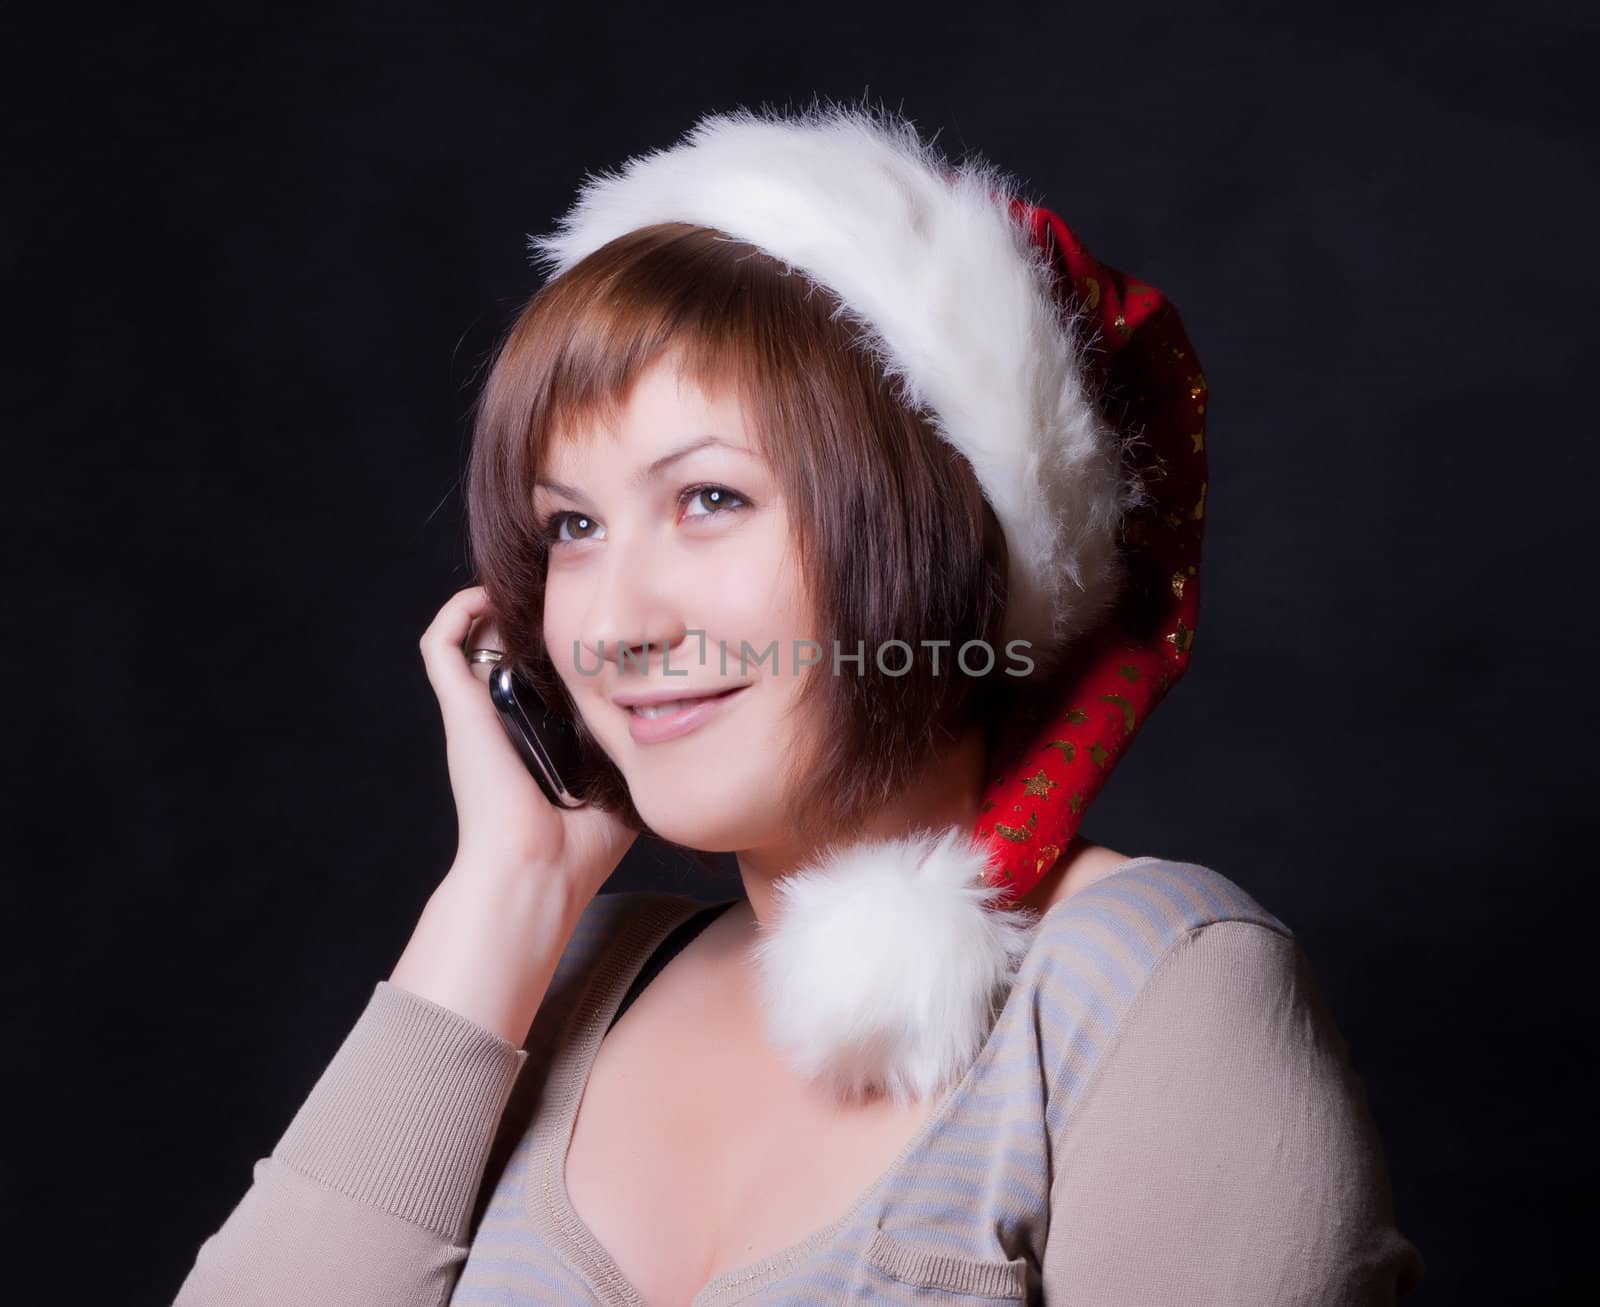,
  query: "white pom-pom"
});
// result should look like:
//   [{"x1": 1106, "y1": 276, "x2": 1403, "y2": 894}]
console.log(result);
[{"x1": 749, "y1": 825, "x2": 1041, "y2": 1107}]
